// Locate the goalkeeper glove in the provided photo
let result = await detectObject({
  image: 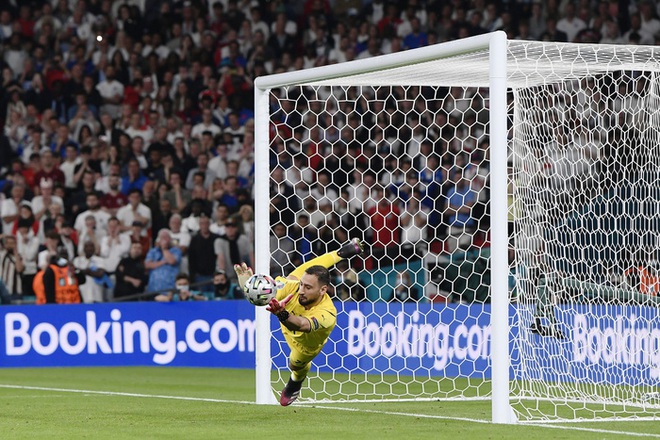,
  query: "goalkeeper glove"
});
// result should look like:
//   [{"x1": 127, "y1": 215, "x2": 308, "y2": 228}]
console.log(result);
[{"x1": 233, "y1": 263, "x2": 254, "y2": 290}]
